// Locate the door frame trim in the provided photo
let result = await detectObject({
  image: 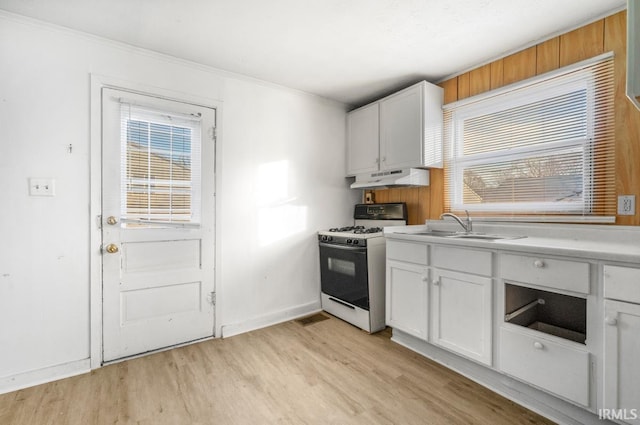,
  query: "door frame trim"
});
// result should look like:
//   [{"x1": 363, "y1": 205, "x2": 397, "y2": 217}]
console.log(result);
[{"x1": 89, "y1": 74, "x2": 223, "y2": 369}]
